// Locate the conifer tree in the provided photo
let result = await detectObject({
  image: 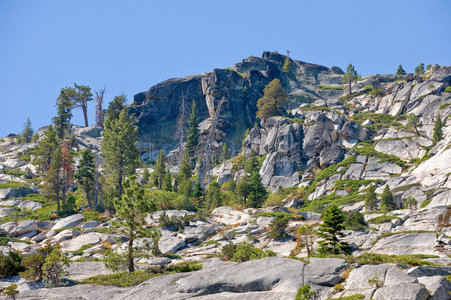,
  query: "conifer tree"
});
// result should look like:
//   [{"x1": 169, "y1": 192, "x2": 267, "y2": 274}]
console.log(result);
[
  {"x1": 365, "y1": 184, "x2": 378, "y2": 211},
  {"x1": 236, "y1": 174, "x2": 250, "y2": 206},
  {"x1": 247, "y1": 171, "x2": 267, "y2": 208},
  {"x1": 61, "y1": 83, "x2": 93, "y2": 127},
  {"x1": 342, "y1": 64, "x2": 358, "y2": 94},
  {"x1": 404, "y1": 196, "x2": 417, "y2": 209},
  {"x1": 186, "y1": 100, "x2": 200, "y2": 159},
  {"x1": 433, "y1": 113, "x2": 443, "y2": 143},
  {"x1": 317, "y1": 205, "x2": 350, "y2": 254},
  {"x1": 42, "y1": 248, "x2": 70, "y2": 287},
  {"x1": 104, "y1": 94, "x2": 126, "y2": 125},
  {"x1": 206, "y1": 181, "x2": 221, "y2": 208},
  {"x1": 396, "y1": 64, "x2": 406, "y2": 75},
  {"x1": 179, "y1": 150, "x2": 192, "y2": 181},
  {"x1": 21, "y1": 118, "x2": 34, "y2": 143},
  {"x1": 101, "y1": 109, "x2": 139, "y2": 198},
  {"x1": 380, "y1": 185, "x2": 395, "y2": 211},
  {"x1": 162, "y1": 169, "x2": 172, "y2": 191},
  {"x1": 60, "y1": 140, "x2": 74, "y2": 208},
  {"x1": 75, "y1": 149, "x2": 95, "y2": 207},
  {"x1": 53, "y1": 89, "x2": 74, "y2": 139},
  {"x1": 112, "y1": 175, "x2": 155, "y2": 273},
  {"x1": 155, "y1": 150, "x2": 166, "y2": 189},
  {"x1": 256, "y1": 79, "x2": 288, "y2": 120},
  {"x1": 33, "y1": 126, "x2": 59, "y2": 175},
  {"x1": 44, "y1": 146, "x2": 63, "y2": 211}
]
